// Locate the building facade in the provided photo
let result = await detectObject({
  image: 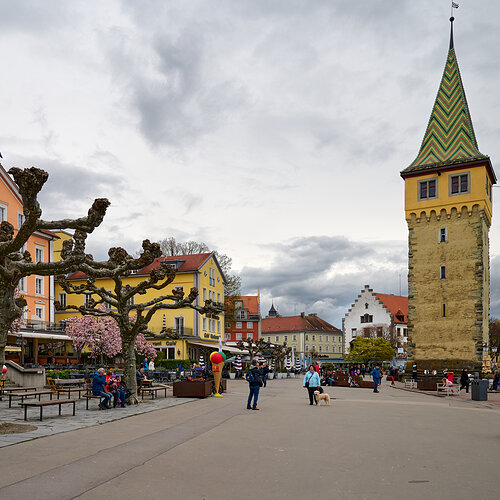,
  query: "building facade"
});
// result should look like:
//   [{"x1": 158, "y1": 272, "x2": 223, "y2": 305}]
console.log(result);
[
  {"x1": 225, "y1": 295, "x2": 261, "y2": 342},
  {"x1": 55, "y1": 252, "x2": 226, "y2": 361},
  {"x1": 0, "y1": 165, "x2": 75, "y2": 365},
  {"x1": 343, "y1": 285, "x2": 408, "y2": 358},
  {"x1": 261, "y1": 312, "x2": 343, "y2": 361},
  {"x1": 401, "y1": 18, "x2": 496, "y2": 373}
]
